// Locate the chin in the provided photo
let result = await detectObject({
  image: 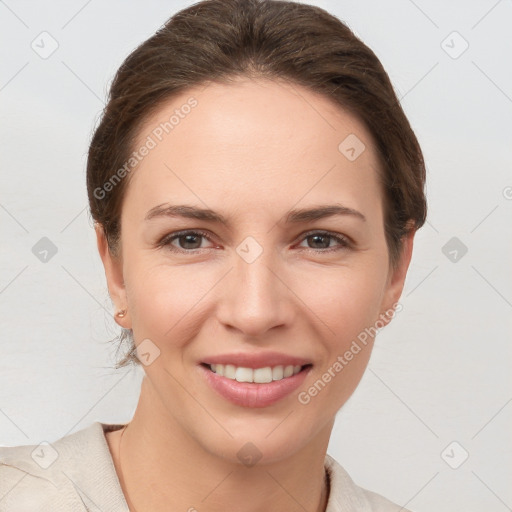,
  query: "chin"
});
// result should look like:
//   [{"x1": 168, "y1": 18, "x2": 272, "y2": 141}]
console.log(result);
[{"x1": 189, "y1": 410, "x2": 327, "y2": 467}]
